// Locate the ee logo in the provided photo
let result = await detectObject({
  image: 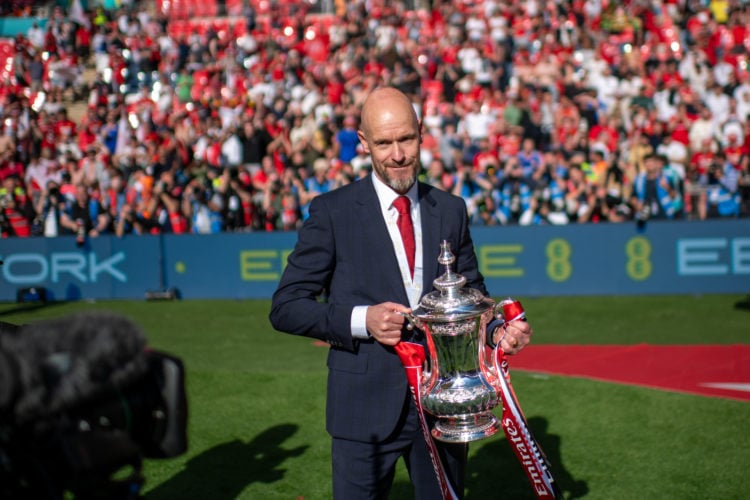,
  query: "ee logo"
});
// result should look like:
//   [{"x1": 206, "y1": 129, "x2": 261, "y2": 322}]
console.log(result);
[
  {"x1": 546, "y1": 238, "x2": 571, "y2": 282},
  {"x1": 625, "y1": 237, "x2": 652, "y2": 281}
]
